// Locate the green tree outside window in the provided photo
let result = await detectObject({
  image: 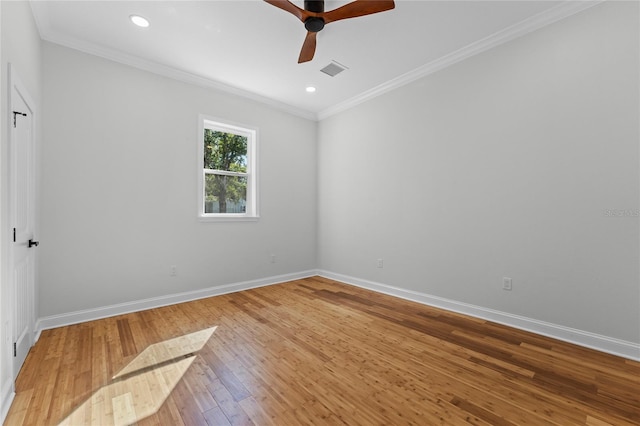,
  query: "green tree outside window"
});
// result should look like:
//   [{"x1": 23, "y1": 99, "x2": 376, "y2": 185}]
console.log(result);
[{"x1": 203, "y1": 130, "x2": 248, "y2": 213}]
